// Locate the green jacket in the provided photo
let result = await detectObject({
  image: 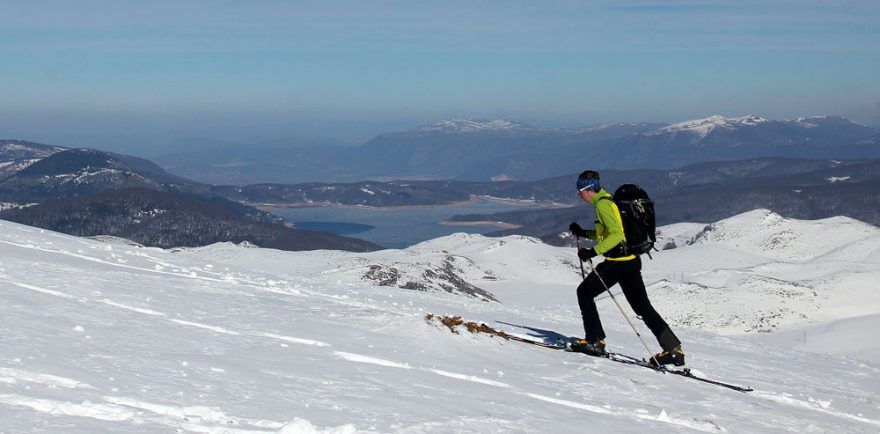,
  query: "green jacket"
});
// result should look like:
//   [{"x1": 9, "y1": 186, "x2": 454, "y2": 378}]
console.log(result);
[{"x1": 586, "y1": 188, "x2": 635, "y2": 261}]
